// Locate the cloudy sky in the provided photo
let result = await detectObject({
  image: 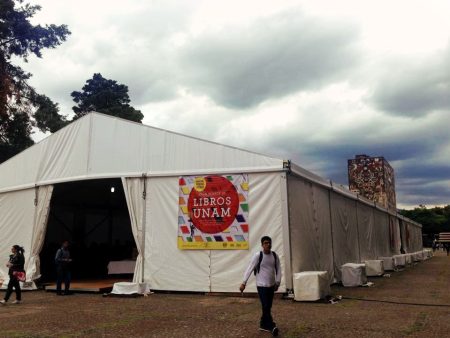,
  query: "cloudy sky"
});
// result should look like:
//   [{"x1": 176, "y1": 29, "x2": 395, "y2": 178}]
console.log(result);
[{"x1": 22, "y1": 0, "x2": 450, "y2": 209}]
